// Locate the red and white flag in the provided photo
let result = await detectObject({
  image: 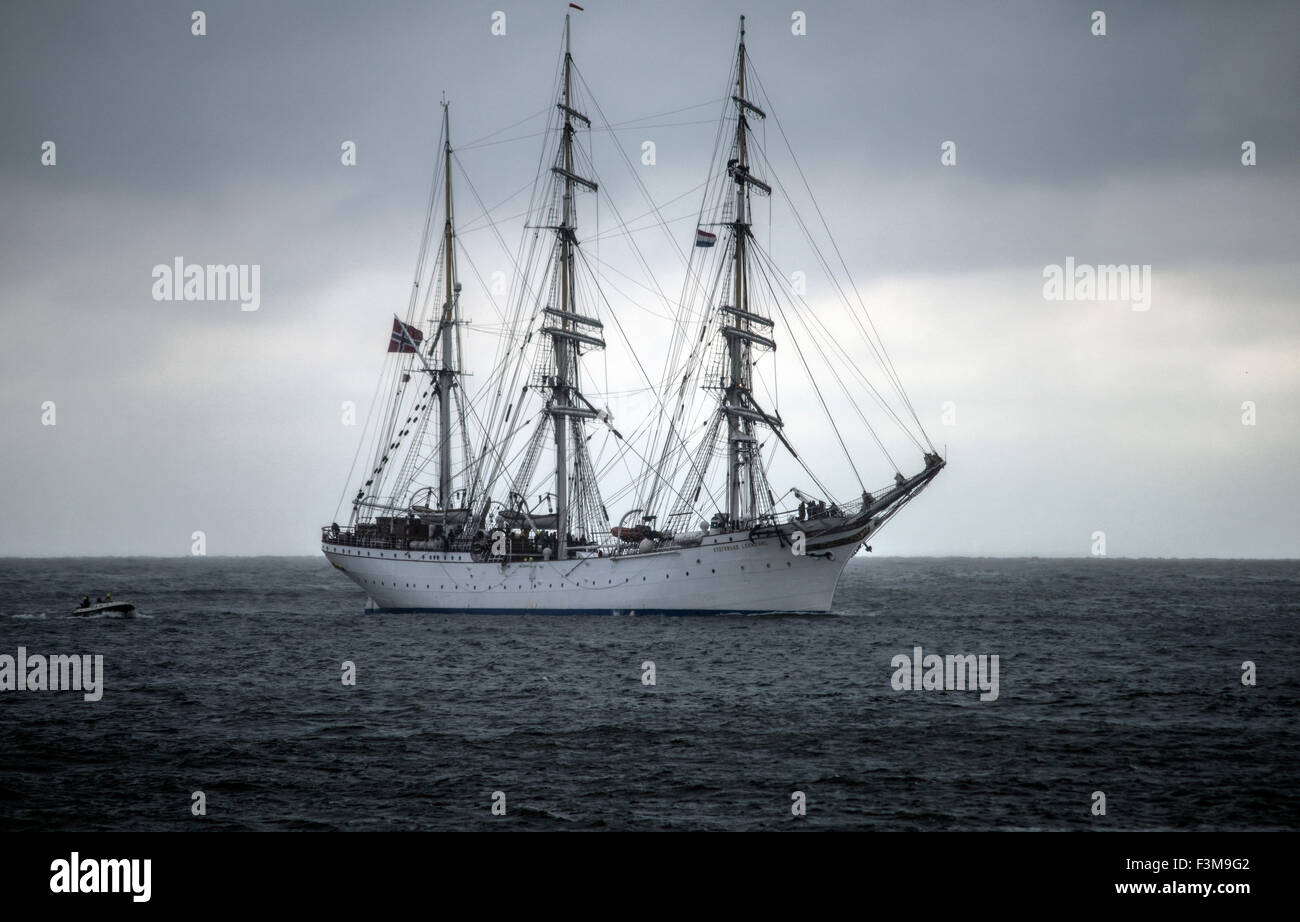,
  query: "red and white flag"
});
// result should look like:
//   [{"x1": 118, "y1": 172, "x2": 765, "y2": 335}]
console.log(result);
[{"x1": 388, "y1": 317, "x2": 423, "y2": 353}]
